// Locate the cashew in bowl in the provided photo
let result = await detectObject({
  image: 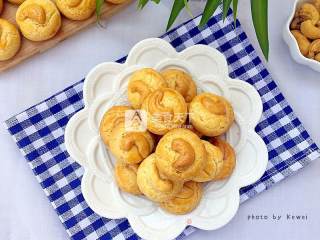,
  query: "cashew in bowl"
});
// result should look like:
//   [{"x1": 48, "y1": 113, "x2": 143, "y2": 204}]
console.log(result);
[
  {"x1": 299, "y1": 3, "x2": 319, "y2": 24},
  {"x1": 313, "y1": 0, "x2": 320, "y2": 11},
  {"x1": 291, "y1": 30, "x2": 311, "y2": 56},
  {"x1": 301, "y1": 20, "x2": 320, "y2": 39},
  {"x1": 308, "y1": 39, "x2": 320, "y2": 61},
  {"x1": 289, "y1": 0, "x2": 320, "y2": 63},
  {"x1": 291, "y1": 17, "x2": 303, "y2": 30}
]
